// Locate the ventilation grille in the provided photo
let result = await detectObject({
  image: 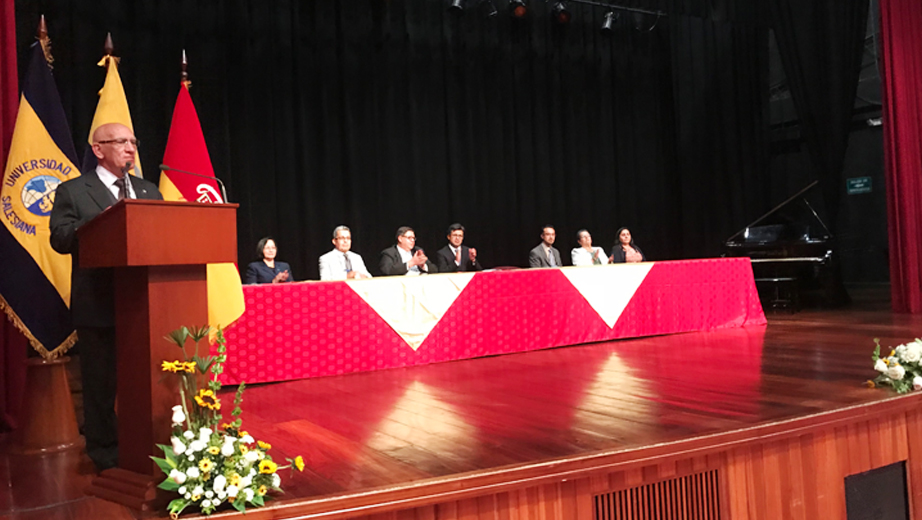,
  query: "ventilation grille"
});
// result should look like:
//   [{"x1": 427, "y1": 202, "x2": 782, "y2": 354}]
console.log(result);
[{"x1": 593, "y1": 469, "x2": 721, "y2": 520}]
